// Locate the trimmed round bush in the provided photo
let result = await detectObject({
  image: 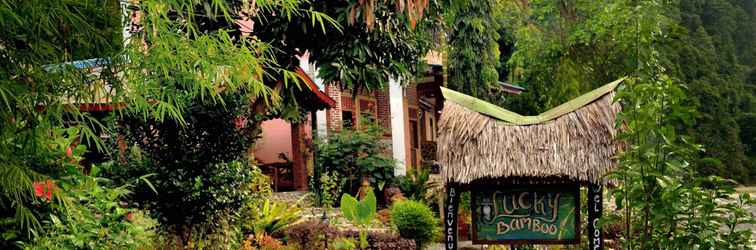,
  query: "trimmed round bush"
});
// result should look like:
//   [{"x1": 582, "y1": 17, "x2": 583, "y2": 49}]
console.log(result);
[{"x1": 390, "y1": 200, "x2": 440, "y2": 249}]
